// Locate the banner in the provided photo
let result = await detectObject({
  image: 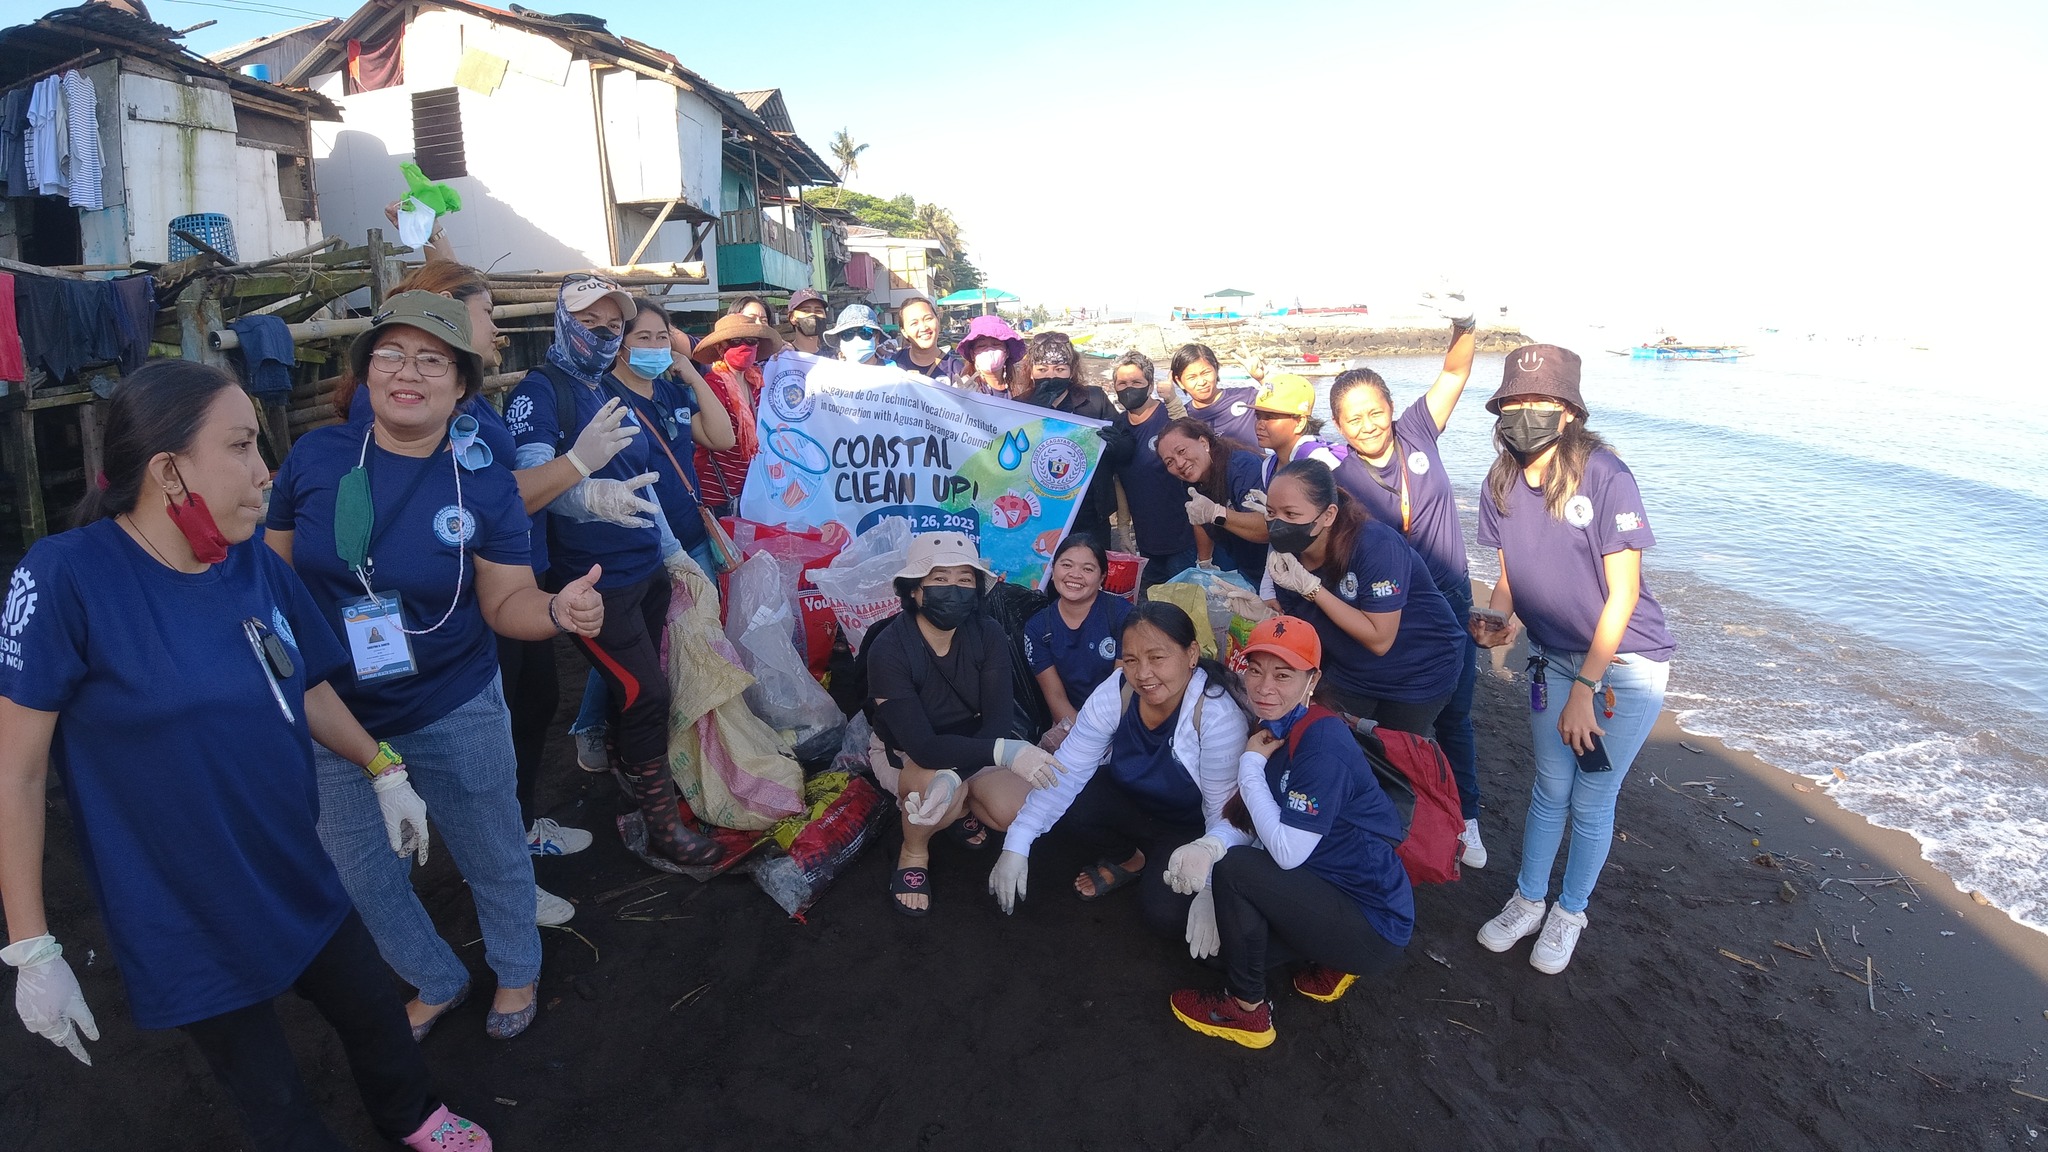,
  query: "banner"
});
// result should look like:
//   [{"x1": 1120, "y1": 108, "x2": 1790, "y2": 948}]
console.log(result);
[{"x1": 737, "y1": 352, "x2": 1106, "y2": 589}]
